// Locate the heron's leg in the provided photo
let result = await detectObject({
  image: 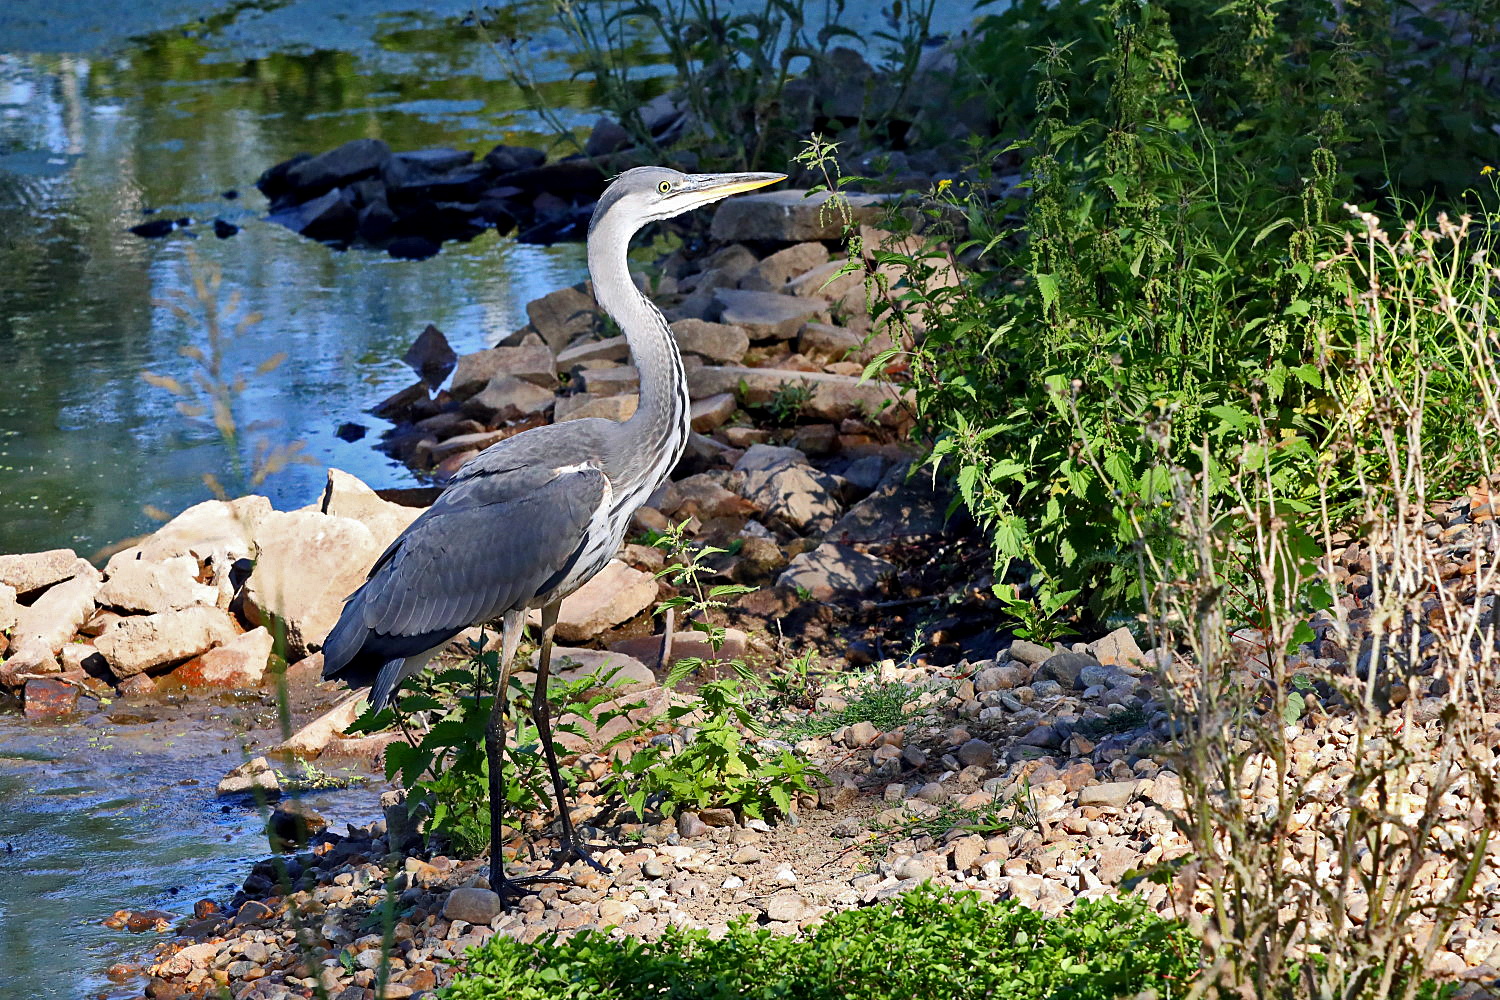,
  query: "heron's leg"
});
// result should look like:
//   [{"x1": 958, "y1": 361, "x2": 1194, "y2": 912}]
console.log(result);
[
  {"x1": 487, "y1": 611, "x2": 524, "y2": 899},
  {"x1": 531, "y1": 600, "x2": 608, "y2": 873}
]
